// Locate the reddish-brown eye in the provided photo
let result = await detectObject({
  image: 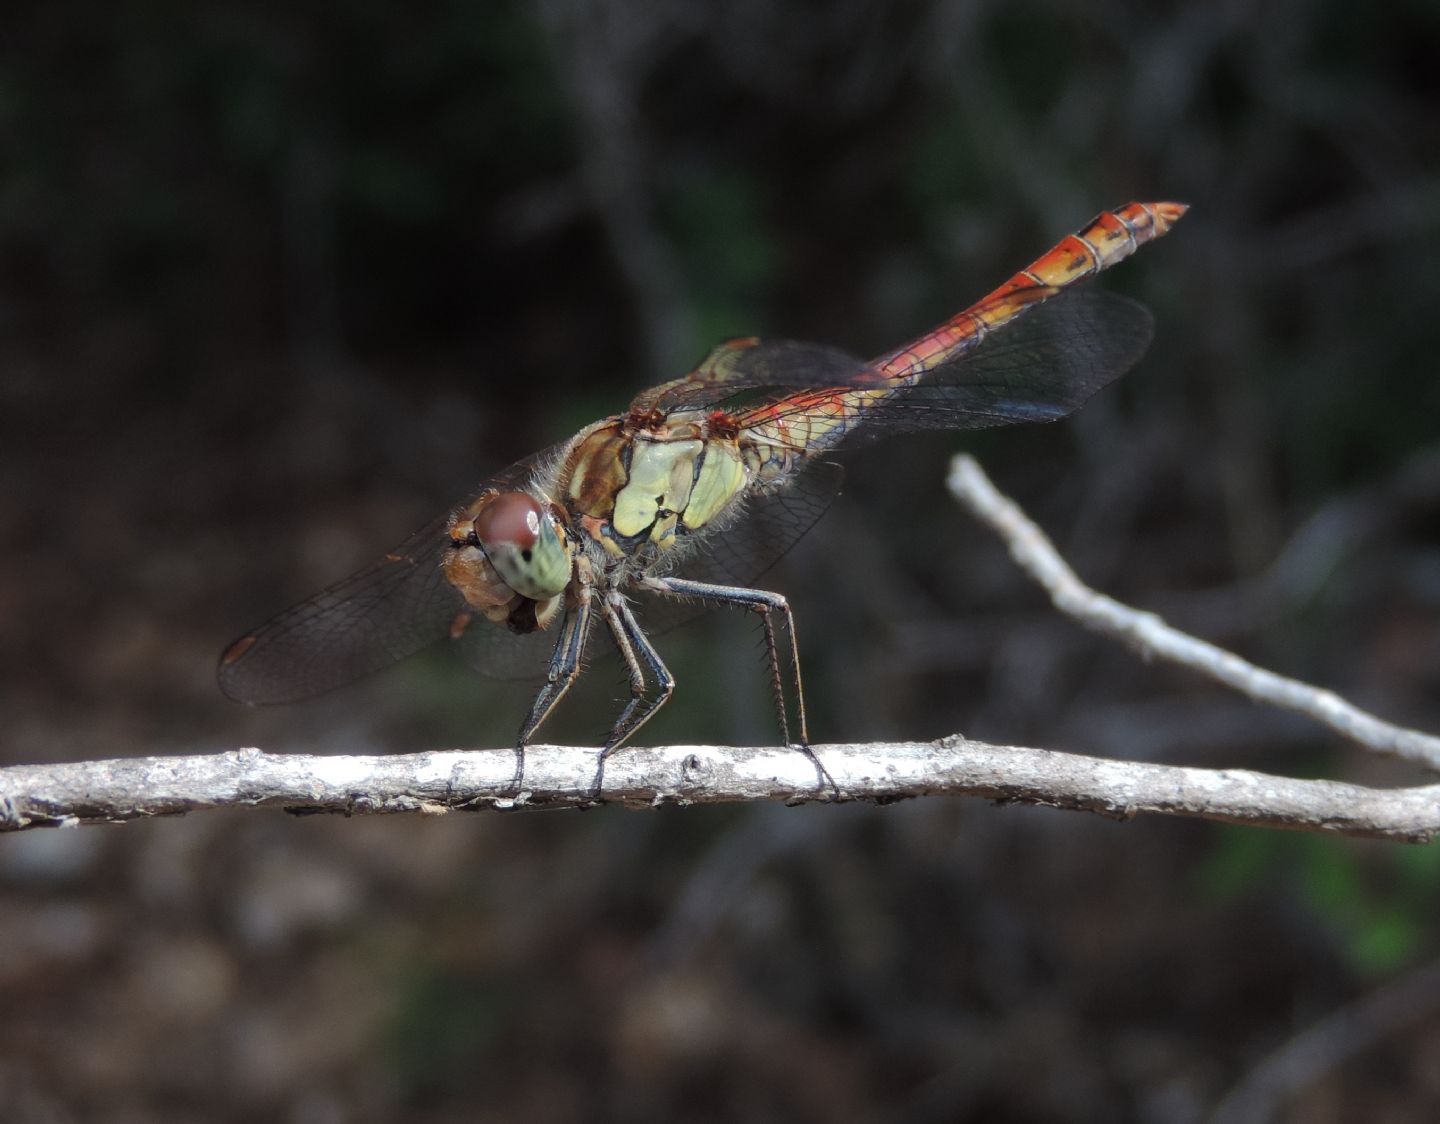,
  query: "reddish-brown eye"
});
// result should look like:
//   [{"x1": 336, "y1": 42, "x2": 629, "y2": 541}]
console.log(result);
[
  {"x1": 468, "y1": 491, "x2": 573, "y2": 601},
  {"x1": 473, "y1": 492, "x2": 541, "y2": 551}
]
